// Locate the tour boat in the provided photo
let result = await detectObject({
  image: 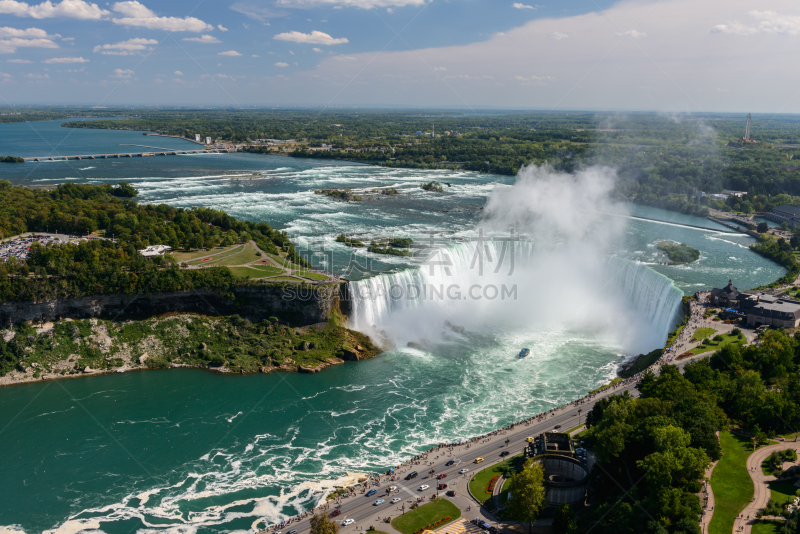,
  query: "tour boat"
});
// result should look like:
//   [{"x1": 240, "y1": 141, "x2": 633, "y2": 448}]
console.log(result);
[{"x1": 518, "y1": 348, "x2": 530, "y2": 358}]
